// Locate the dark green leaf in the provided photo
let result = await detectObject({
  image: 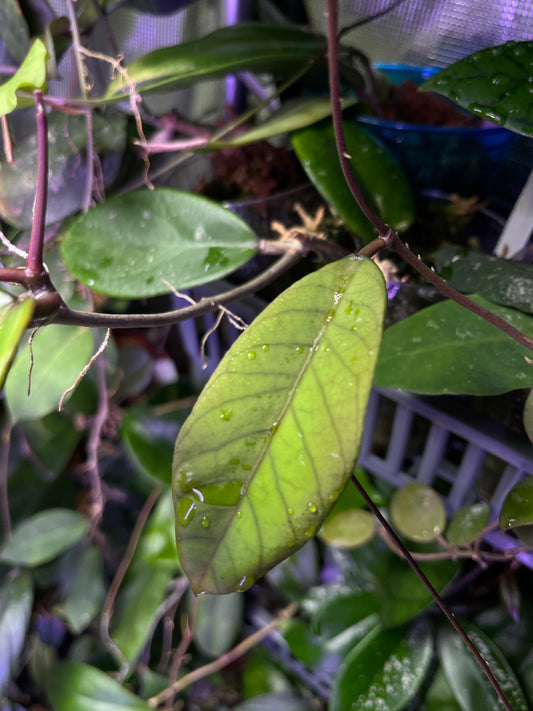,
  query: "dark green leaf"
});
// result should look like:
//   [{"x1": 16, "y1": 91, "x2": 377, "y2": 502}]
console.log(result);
[
  {"x1": 421, "y1": 41, "x2": 533, "y2": 137},
  {"x1": 104, "y1": 24, "x2": 326, "y2": 99},
  {"x1": 0, "y1": 298, "x2": 34, "y2": 389},
  {"x1": 438, "y1": 622, "x2": 529, "y2": 711},
  {"x1": 446, "y1": 502, "x2": 490, "y2": 546},
  {"x1": 5, "y1": 324, "x2": 94, "y2": 422},
  {"x1": 0, "y1": 573, "x2": 33, "y2": 692},
  {"x1": 20, "y1": 412, "x2": 82, "y2": 477},
  {"x1": 61, "y1": 189, "x2": 258, "y2": 298},
  {"x1": 0, "y1": 509, "x2": 89, "y2": 566},
  {"x1": 215, "y1": 97, "x2": 357, "y2": 147},
  {"x1": 194, "y1": 592, "x2": 244, "y2": 657},
  {"x1": 390, "y1": 483, "x2": 447, "y2": 542},
  {"x1": 434, "y1": 246, "x2": 533, "y2": 314},
  {"x1": 55, "y1": 546, "x2": 104, "y2": 634},
  {"x1": 0, "y1": 0, "x2": 30, "y2": 63},
  {"x1": 524, "y1": 390, "x2": 533, "y2": 444},
  {"x1": 319, "y1": 509, "x2": 375, "y2": 548},
  {"x1": 499, "y1": 475, "x2": 533, "y2": 530},
  {"x1": 375, "y1": 296, "x2": 533, "y2": 395},
  {"x1": 122, "y1": 407, "x2": 184, "y2": 485},
  {"x1": 311, "y1": 588, "x2": 378, "y2": 638},
  {"x1": 0, "y1": 39, "x2": 47, "y2": 116},
  {"x1": 265, "y1": 541, "x2": 319, "y2": 598},
  {"x1": 172, "y1": 255, "x2": 386, "y2": 593},
  {"x1": 330, "y1": 620, "x2": 433, "y2": 711},
  {"x1": 422, "y1": 667, "x2": 462, "y2": 711},
  {"x1": 292, "y1": 120, "x2": 414, "y2": 242},
  {"x1": 46, "y1": 661, "x2": 152, "y2": 711}
]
